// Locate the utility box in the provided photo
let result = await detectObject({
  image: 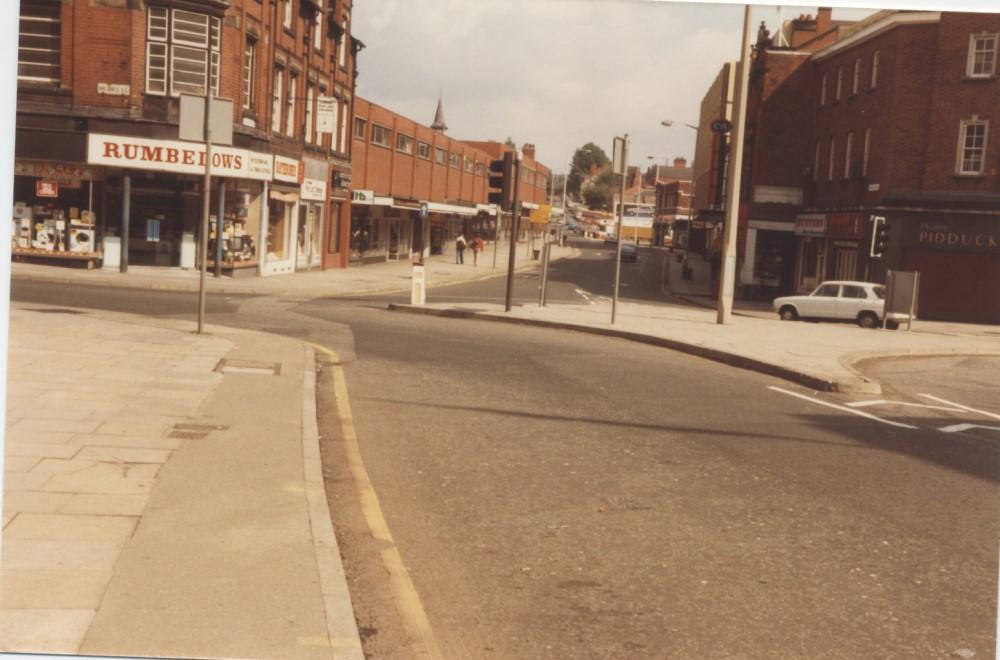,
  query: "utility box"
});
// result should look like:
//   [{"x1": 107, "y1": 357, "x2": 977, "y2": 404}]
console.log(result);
[
  {"x1": 180, "y1": 232, "x2": 196, "y2": 269},
  {"x1": 411, "y1": 265, "x2": 426, "y2": 305},
  {"x1": 102, "y1": 237, "x2": 120, "y2": 269}
]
